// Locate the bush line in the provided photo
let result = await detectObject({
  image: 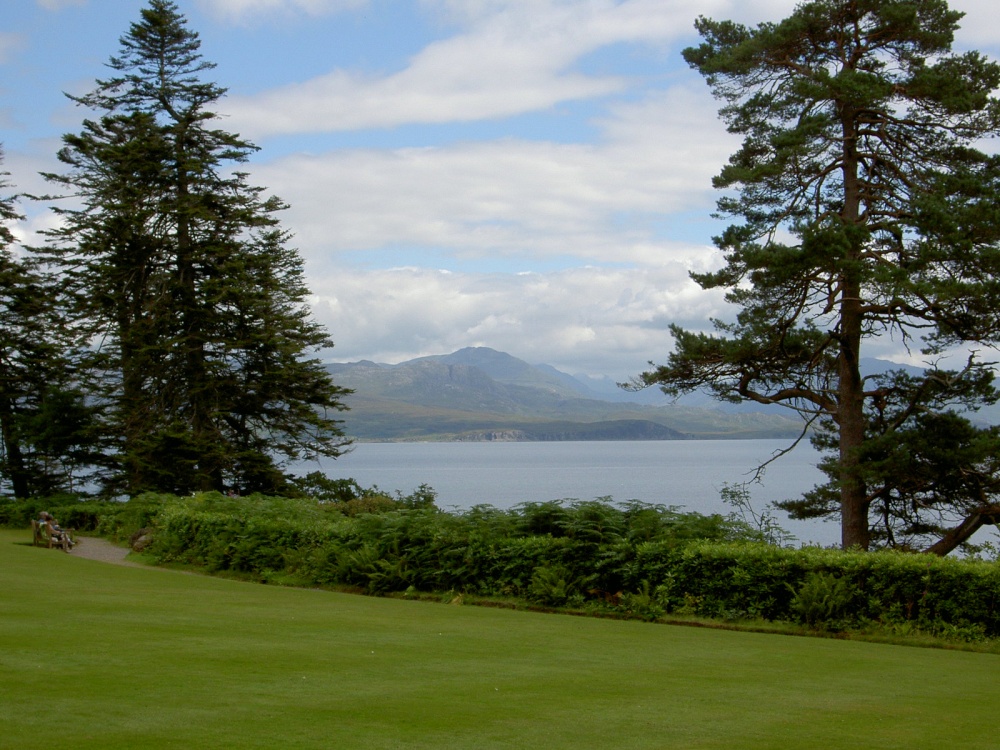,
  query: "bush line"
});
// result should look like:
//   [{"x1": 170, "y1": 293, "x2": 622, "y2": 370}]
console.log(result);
[{"x1": 3, "y1": 492, "x2": 998, "y2": 641}]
